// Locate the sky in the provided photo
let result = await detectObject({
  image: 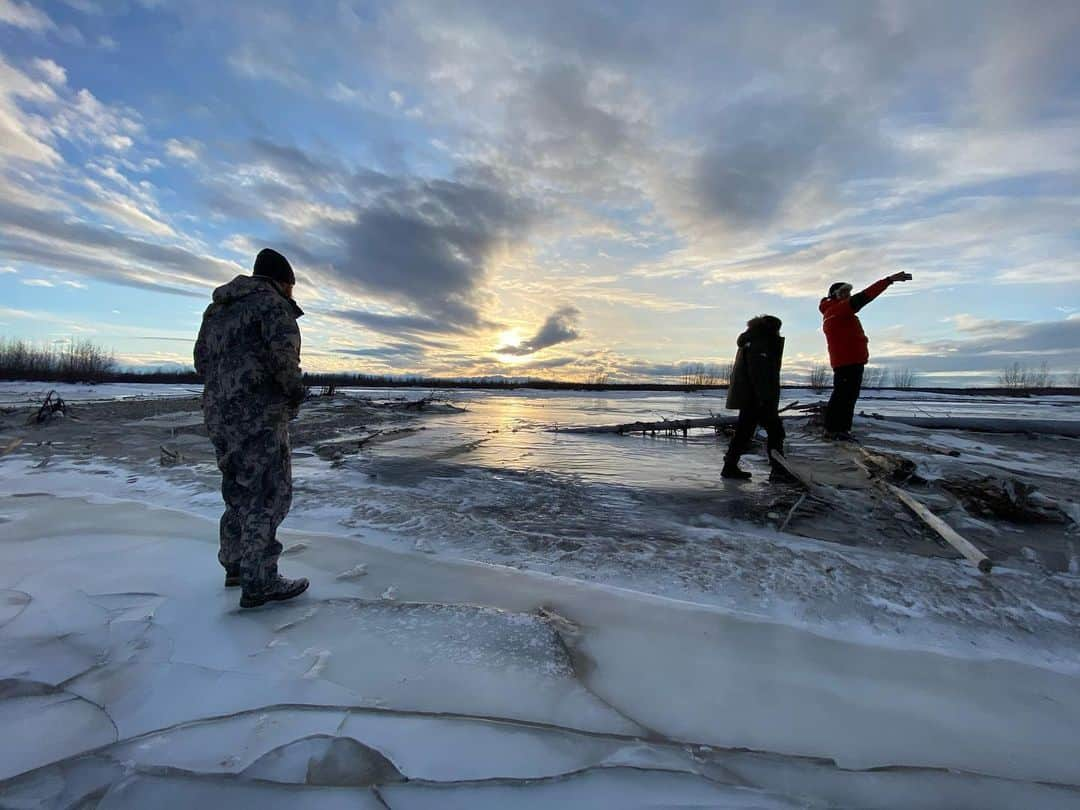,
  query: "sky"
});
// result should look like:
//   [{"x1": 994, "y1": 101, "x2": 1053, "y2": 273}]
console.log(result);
[{"x1": 0, "y1": 0, "x2": 1077, "y2": 385}]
